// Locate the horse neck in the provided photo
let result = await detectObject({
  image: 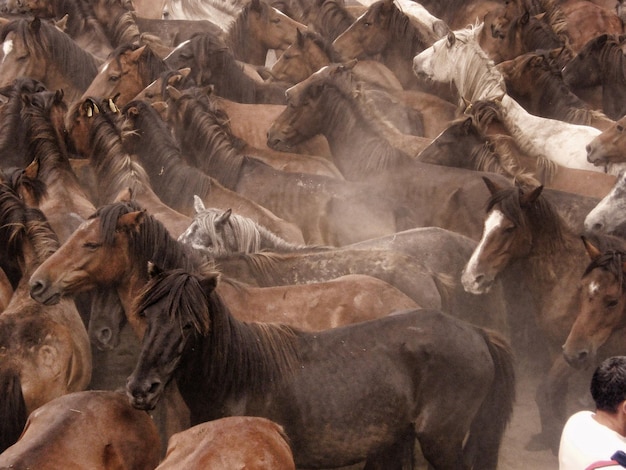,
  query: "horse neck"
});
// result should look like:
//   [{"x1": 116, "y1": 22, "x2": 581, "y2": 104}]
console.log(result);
[
  {"x1": 0, "y1": 98, "x2": 29, "y2": 168},
  {"x1": 226, "y1": 15, "x2": 267, "y2": 65}
]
